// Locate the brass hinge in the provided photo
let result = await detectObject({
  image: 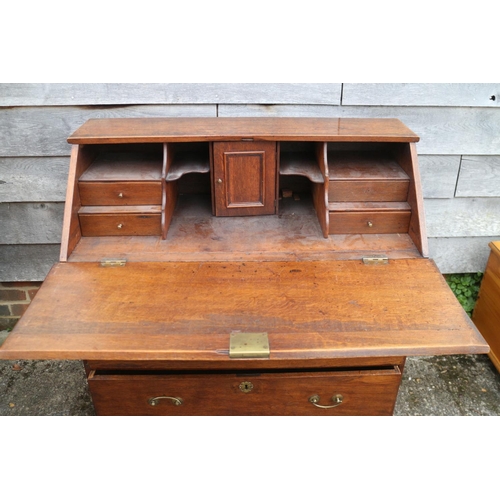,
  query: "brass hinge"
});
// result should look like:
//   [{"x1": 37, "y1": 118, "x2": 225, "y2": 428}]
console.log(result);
[
  {"x1": 100, "y1": 259, "x2": 127, "y2": 267},
  {"x1": 362, "y1": 256, "x2": 389, "y2": 265},
  {"x1": 229, "y1": 332, "x2": 270, "y2": 359}
]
